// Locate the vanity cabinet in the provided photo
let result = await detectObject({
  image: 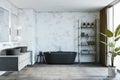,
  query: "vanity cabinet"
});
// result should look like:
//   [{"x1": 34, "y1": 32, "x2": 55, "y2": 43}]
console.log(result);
[{"x1": 0, "y1": 52, "x2": 31, "y2": 71}]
